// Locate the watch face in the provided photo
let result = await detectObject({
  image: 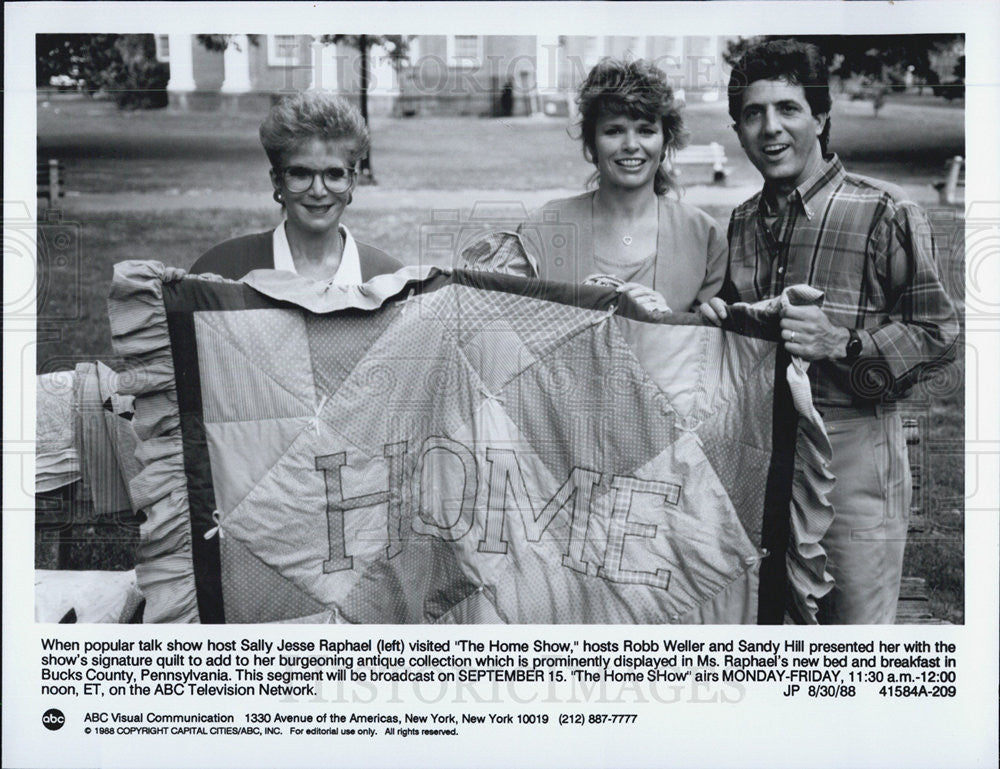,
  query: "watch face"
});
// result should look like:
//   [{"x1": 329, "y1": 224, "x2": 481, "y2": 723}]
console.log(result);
[{"x1": 847, "y1": 331, "x2": 863, "y2": 359}]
